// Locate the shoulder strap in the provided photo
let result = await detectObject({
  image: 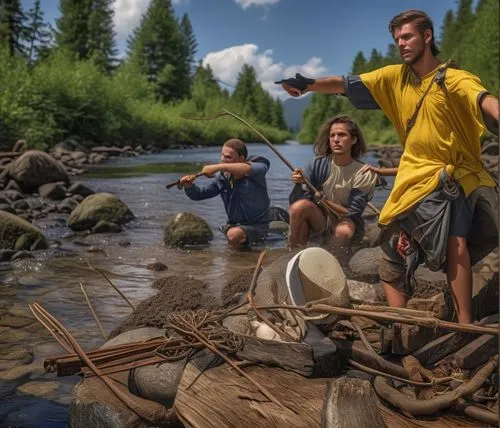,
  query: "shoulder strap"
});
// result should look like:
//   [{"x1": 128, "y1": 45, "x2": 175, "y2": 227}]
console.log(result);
[{"x1": 404, "y1": 60, "x2": 457, "y2": 142}]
